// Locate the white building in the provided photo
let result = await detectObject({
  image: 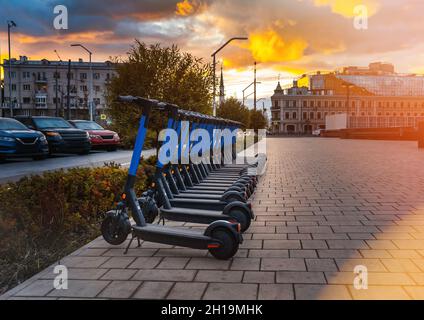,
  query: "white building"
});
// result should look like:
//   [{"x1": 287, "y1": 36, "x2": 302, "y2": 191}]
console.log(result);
[{"x1": 1, "y1": 56, "x2": 116, "y2": 119}]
